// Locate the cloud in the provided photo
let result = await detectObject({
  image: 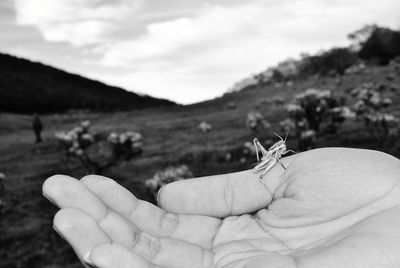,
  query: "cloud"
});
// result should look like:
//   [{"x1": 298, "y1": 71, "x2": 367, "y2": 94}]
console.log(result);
[
  {"x1": 95, "y1": 0, "x2": 400, "y2": 103},
  {"x1": 11, "y1": 0, "x2": 400, "y2": 103},
  {"x1": 14, "y1": 0, "x2": 144, "y2": 46}
]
